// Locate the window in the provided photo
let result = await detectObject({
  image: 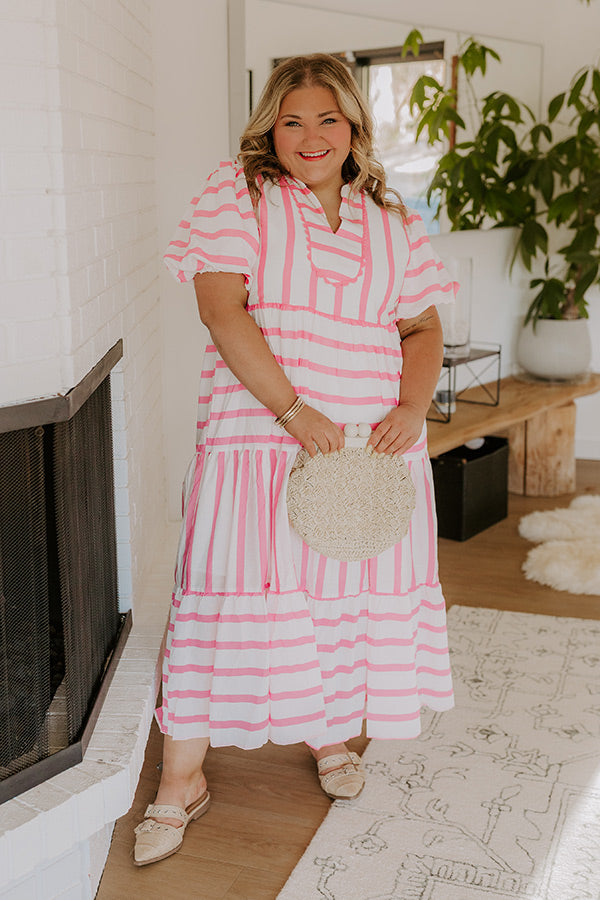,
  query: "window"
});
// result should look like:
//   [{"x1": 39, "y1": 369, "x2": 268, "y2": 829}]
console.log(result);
[{"x1": 351, "y1": 44, "x2": 446, "y2": 232}]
